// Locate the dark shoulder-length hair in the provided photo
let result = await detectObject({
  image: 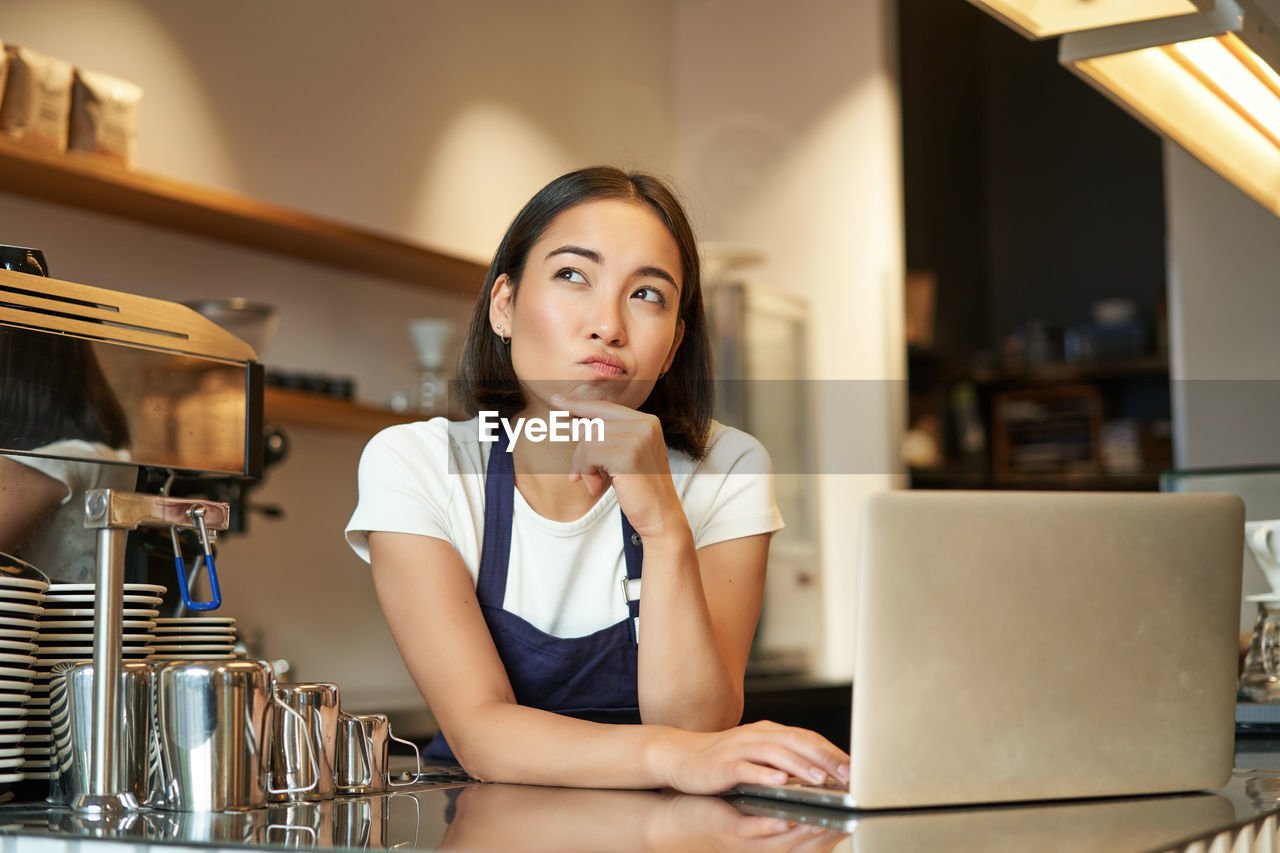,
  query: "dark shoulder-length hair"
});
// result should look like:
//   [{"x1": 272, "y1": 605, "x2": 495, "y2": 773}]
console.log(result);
[
  {"x1": 458, "y1": 166, "x2": 713, "y2": 459},
  {"x1": 0, "y1": 329, "x2": 130, "y2": 452}
]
